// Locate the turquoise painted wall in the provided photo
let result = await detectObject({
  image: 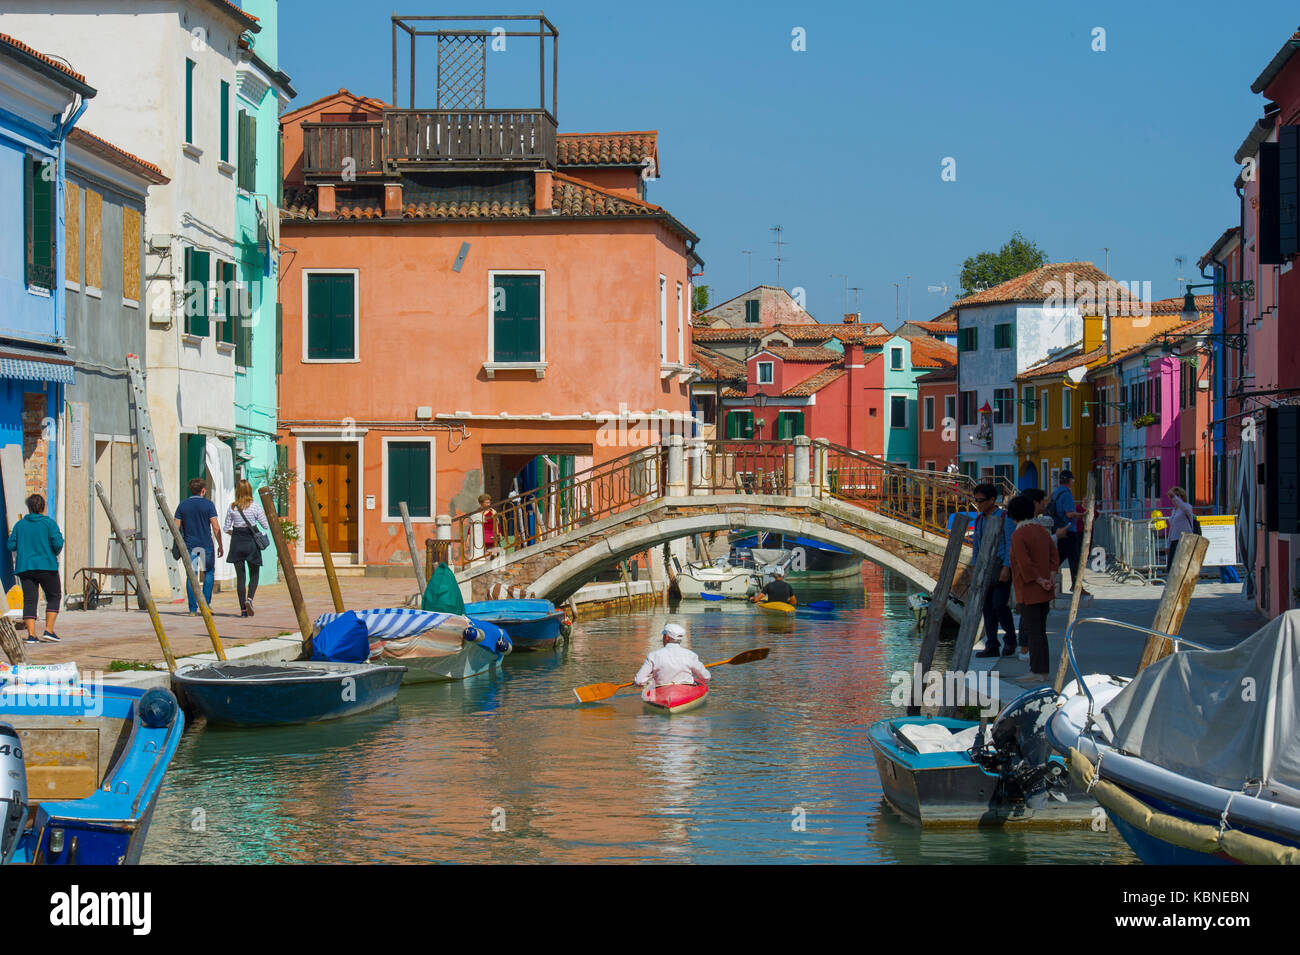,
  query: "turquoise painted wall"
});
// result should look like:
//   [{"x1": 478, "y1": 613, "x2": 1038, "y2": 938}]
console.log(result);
[
  {"x1": 235, "y1": 0, "x2": 289, "y2": 585},
  {"x1": 881, "y1": 335, "x2": 919, "y2": 467}
]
